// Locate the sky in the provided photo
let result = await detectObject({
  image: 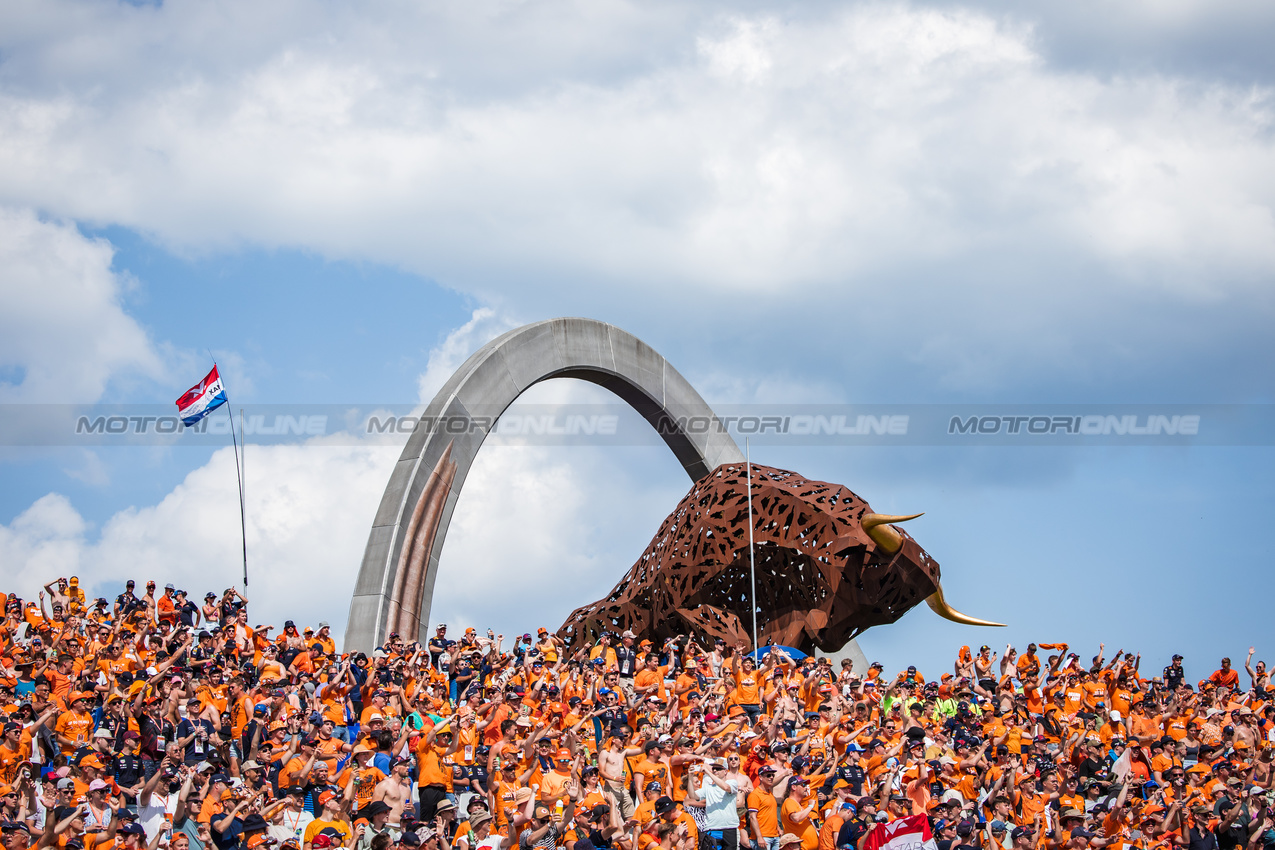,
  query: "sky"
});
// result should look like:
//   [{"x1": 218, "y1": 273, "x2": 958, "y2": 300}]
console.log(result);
[{"x1": 0, "y1": 0, "x2": 1272, "y2": 683}]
